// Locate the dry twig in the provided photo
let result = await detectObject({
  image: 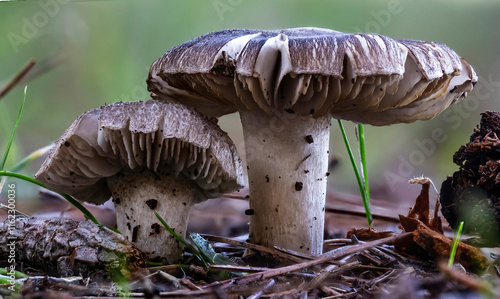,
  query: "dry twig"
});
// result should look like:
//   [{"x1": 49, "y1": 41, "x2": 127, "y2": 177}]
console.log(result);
[{"x1": 204, "y1": 233, "x2": 411, "y2": 289}]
